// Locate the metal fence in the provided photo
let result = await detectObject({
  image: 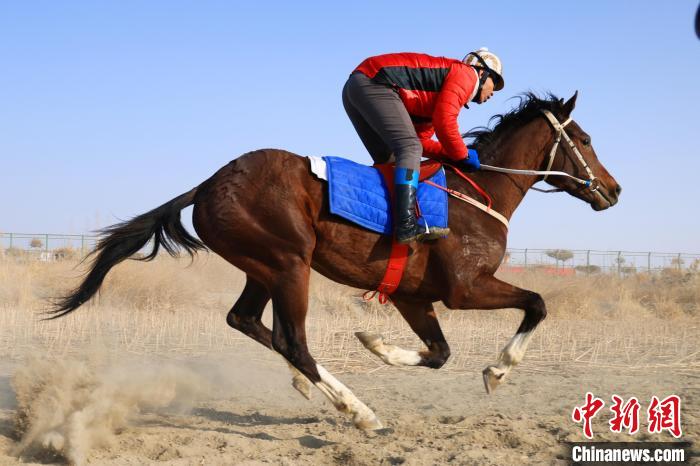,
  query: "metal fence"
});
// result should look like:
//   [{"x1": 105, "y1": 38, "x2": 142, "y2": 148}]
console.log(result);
[
  {"x1": 1, "y1": 232, "x2": 698, "y2": 274},
  {"x1": 0, "y1": 233, "x2": 99, "y2": 261},
  {"x1": 504, "y1": 248, "x2": 700, "y2": 274}
]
